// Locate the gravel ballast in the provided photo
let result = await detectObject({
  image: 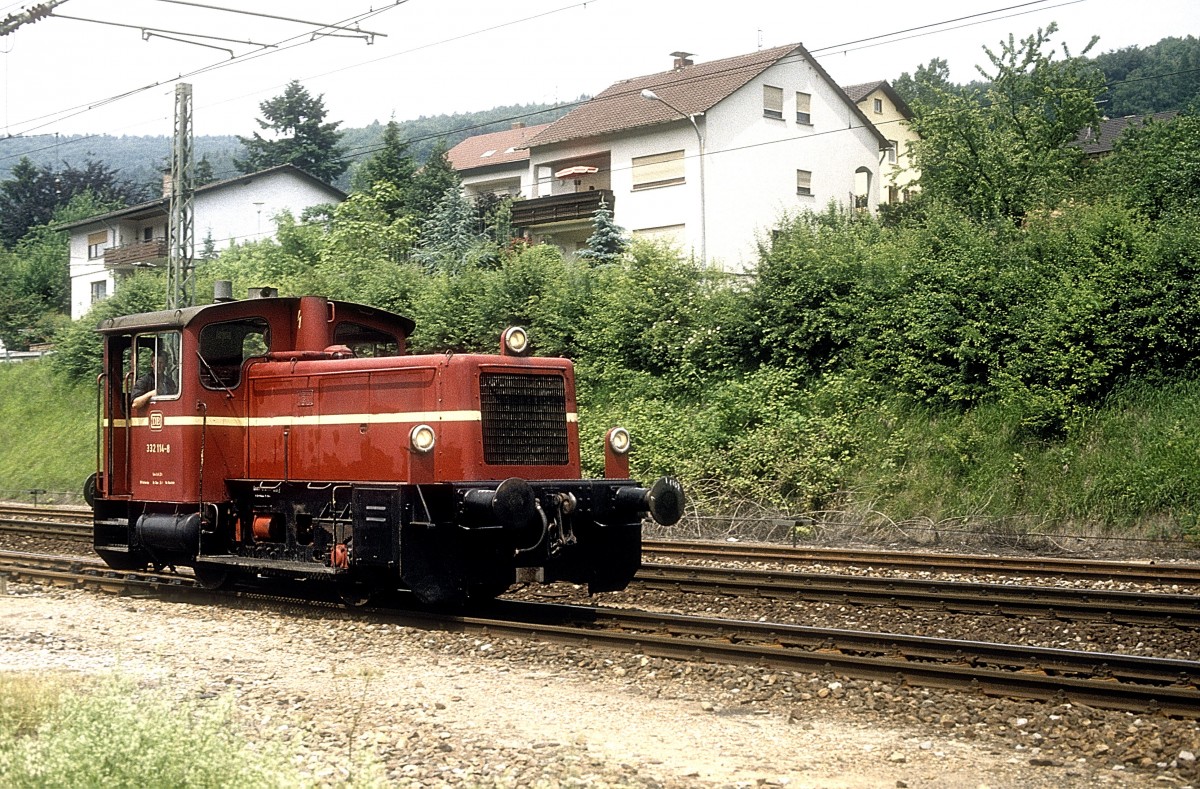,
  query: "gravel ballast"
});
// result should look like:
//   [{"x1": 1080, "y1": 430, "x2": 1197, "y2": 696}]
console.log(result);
[{"x1": 1, "y1": 579, "x2": 1197, "y2": 787}]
